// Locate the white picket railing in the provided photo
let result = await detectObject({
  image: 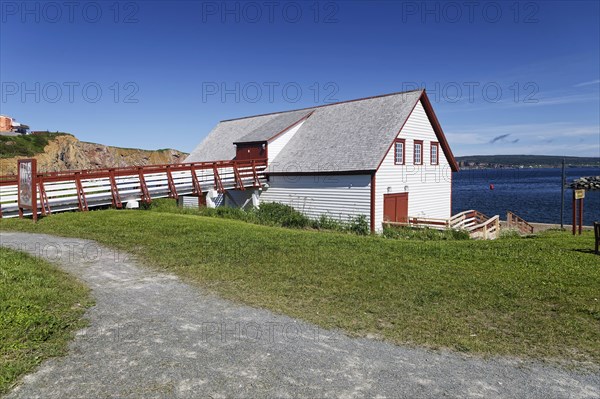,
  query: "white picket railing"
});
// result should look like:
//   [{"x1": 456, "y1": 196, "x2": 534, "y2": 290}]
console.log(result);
[
  {"x1": 383, "y1": 209, "x2": 501, "y2": 240},
  {"x1": 0, "y1": 160, "x2": 267, "y2": 219}
]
